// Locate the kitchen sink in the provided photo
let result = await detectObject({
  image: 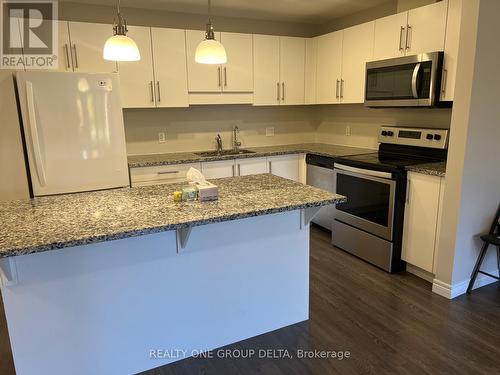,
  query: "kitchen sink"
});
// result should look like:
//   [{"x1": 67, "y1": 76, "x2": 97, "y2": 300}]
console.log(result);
[{"x1": 194, "y1": 149, "x2": 256, "y2": 157}]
